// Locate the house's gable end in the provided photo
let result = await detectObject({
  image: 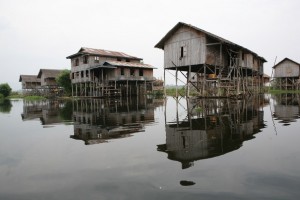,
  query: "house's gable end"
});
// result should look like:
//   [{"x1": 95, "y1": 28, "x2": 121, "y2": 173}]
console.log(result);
[{"x1": 274, "y1": 58, "x2": 300, "y2": 78}]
